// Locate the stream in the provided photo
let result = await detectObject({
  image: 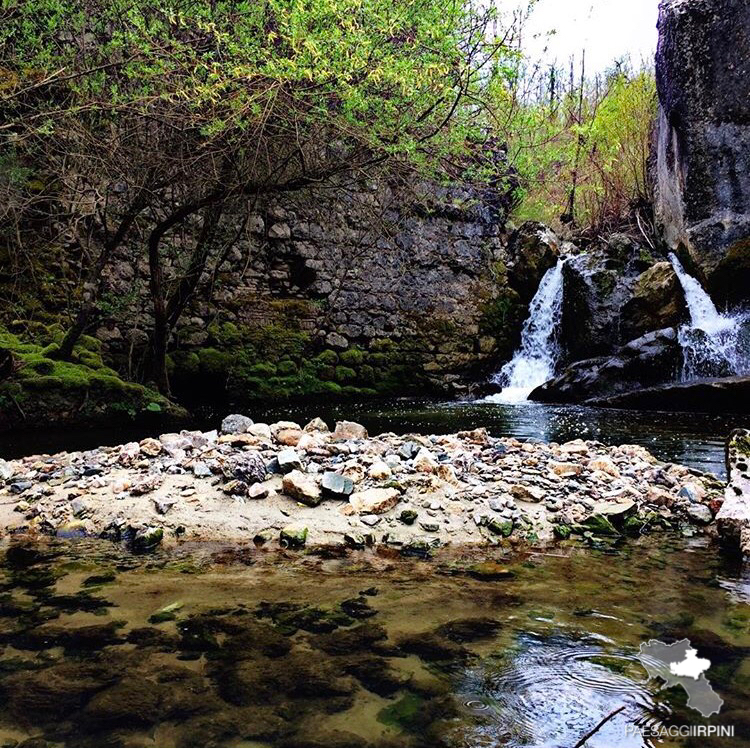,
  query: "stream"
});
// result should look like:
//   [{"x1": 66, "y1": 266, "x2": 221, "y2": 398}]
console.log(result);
[{"x1": 0, "y1": 536, "x2": 748, "y2": 747}]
